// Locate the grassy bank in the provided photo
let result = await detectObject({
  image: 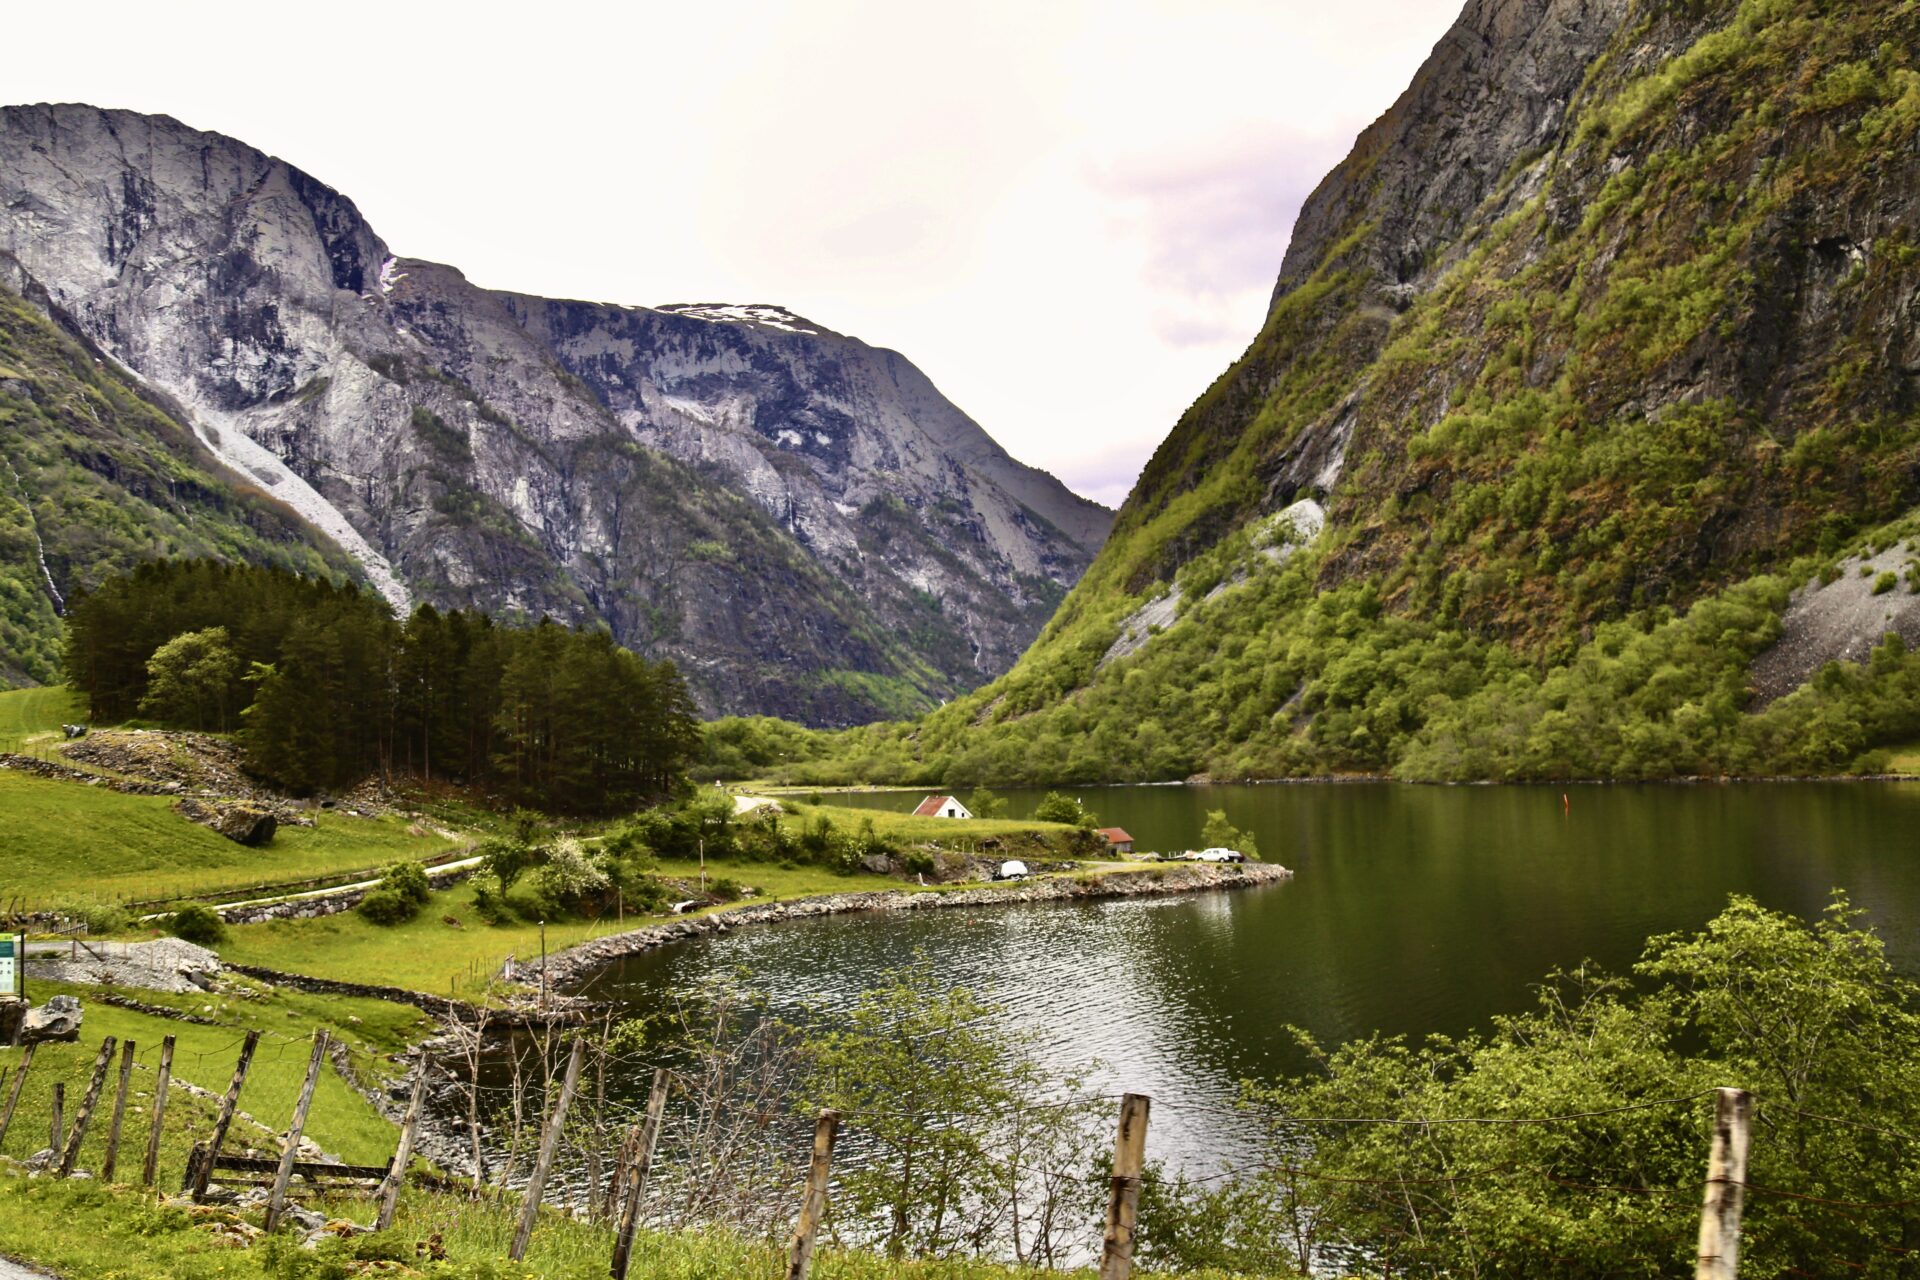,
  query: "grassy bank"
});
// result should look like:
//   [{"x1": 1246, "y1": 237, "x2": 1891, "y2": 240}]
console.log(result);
[
  {"x1": 0, "y1": 769, "x2": 458, "y2": 907},
  {"x1": 0, "y1": 1175, "x2": 1276, "y2": 1279},
  {"x1": 0, "y1": 979, "x2": 427, "y2": 1175},
  {"x1": 219, "y1": 857, "x2": 912, "y2": 993}
]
